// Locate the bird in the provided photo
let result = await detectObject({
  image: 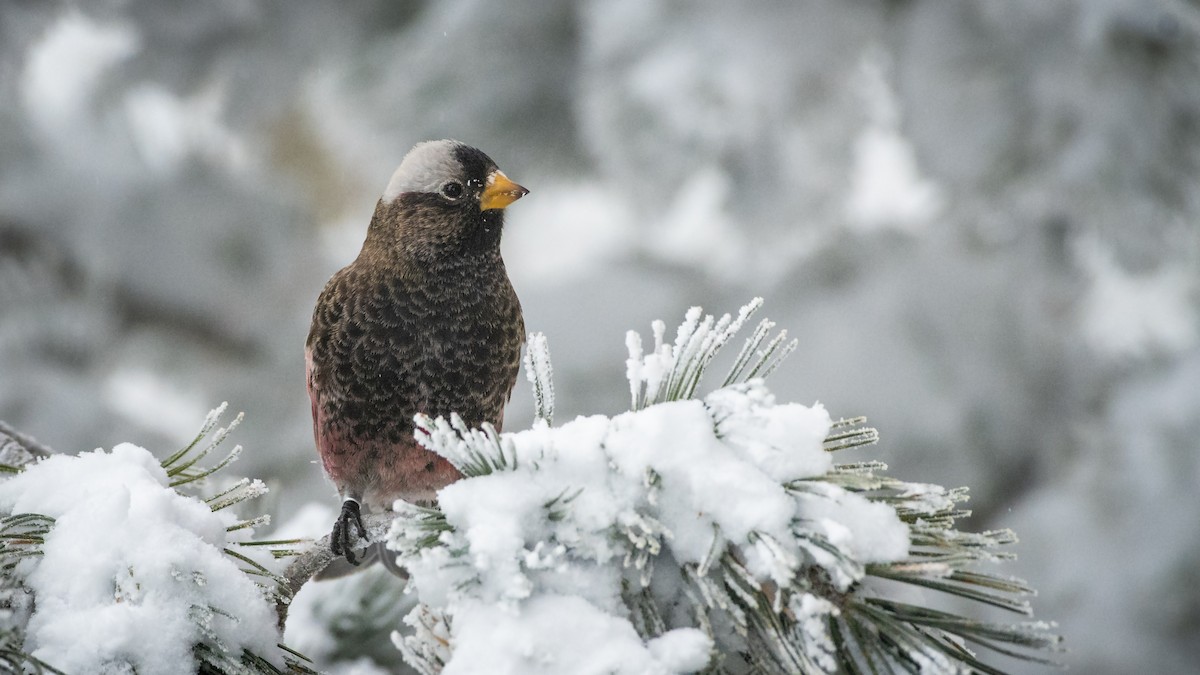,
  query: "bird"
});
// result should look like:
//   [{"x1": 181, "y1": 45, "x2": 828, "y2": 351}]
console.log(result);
[{"x1": 305, "y1": 139, "x2": 527, "y2": 565}]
